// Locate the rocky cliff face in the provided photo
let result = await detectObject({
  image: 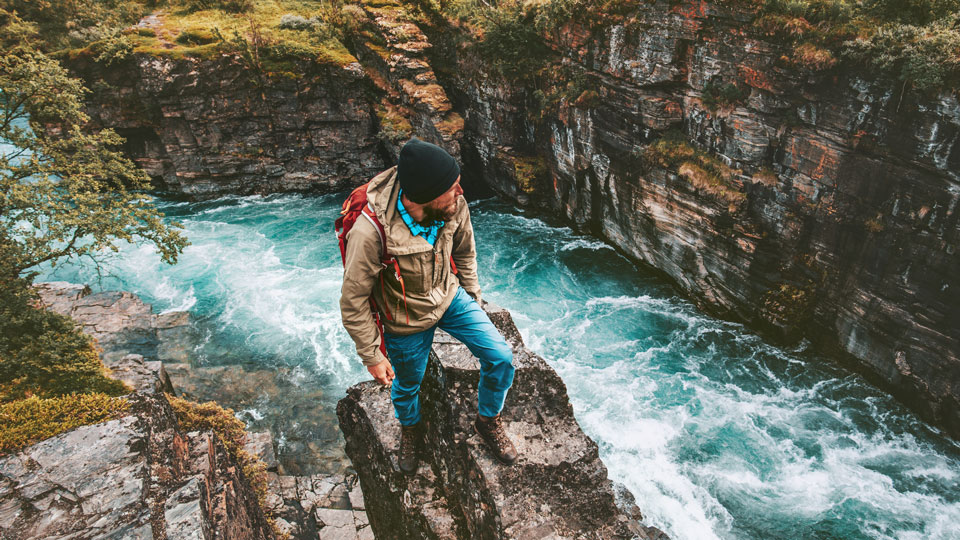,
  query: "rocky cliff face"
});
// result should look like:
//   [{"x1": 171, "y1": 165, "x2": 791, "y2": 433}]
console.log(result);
[
  {"x1": 416, "y1": 1, "x2": 960, "y2": 438},
  {"x1": 59, "y1": 51, "x2": 383, "y2": 199},
  {"x1": 0, "y1": 283, "x2": 276, "y2": 540},
  {"x1": 58, "y1": 0, "x2": 959, "y2": 438},
  {"x1": 337, "y1": 302, "x2": 668, "y2": 540}
]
